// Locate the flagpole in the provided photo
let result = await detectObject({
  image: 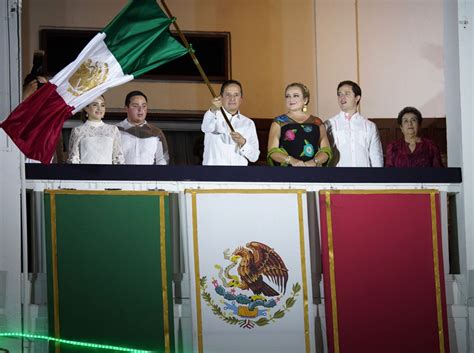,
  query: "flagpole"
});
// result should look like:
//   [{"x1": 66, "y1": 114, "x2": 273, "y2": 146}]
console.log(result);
[{"x1": 160, "y1": 0, "x2": 235, "y2": 132}]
